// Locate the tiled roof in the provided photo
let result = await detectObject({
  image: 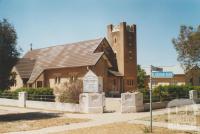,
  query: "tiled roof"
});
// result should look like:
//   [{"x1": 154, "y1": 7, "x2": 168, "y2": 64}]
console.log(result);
[
  {"x1": 15, "y1": 58, "x2": 35, "y2": 79},
  {"x1": 17, "y1": 38, "x2": 105, "y2": 83}
]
